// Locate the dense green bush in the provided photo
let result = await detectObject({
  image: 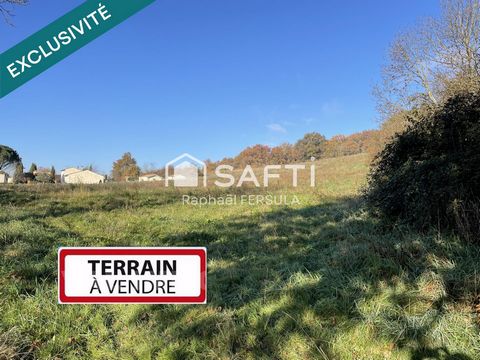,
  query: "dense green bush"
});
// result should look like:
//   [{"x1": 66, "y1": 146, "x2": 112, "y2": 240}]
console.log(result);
[{"x1": 366, "y1": 92, "x2": 480, "y2": 239}]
